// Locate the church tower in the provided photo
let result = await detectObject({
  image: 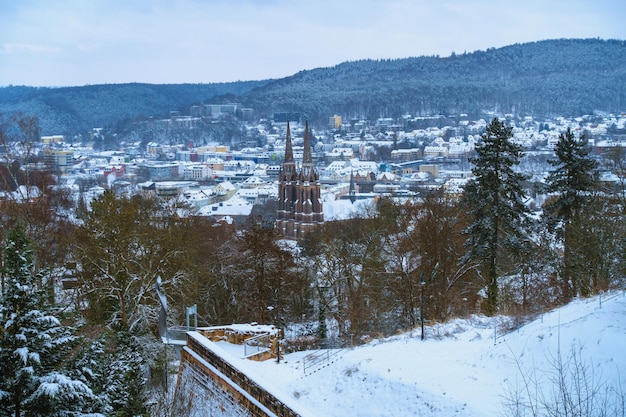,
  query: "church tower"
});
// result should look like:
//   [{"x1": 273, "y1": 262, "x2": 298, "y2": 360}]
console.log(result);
[
  {"x1": 276, "y1": 121, "x2": 324, "y2": 239},
  {"x1": 276, "y1": 122, "x2": 298, "y2": 238}
]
